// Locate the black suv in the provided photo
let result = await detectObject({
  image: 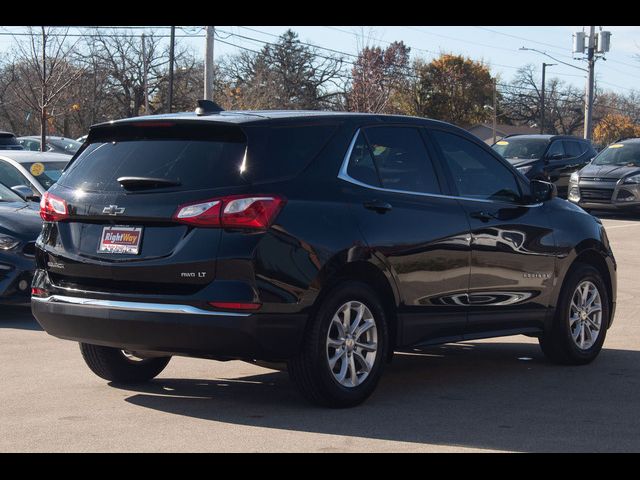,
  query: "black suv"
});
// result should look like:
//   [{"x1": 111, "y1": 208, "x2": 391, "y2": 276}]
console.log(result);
[
  {"x1": 492, "y1": 134, "x2": 596, "y2": 198},
  {"x1": 32, "y1": 105, "x2": 616, "y2": 407}
]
